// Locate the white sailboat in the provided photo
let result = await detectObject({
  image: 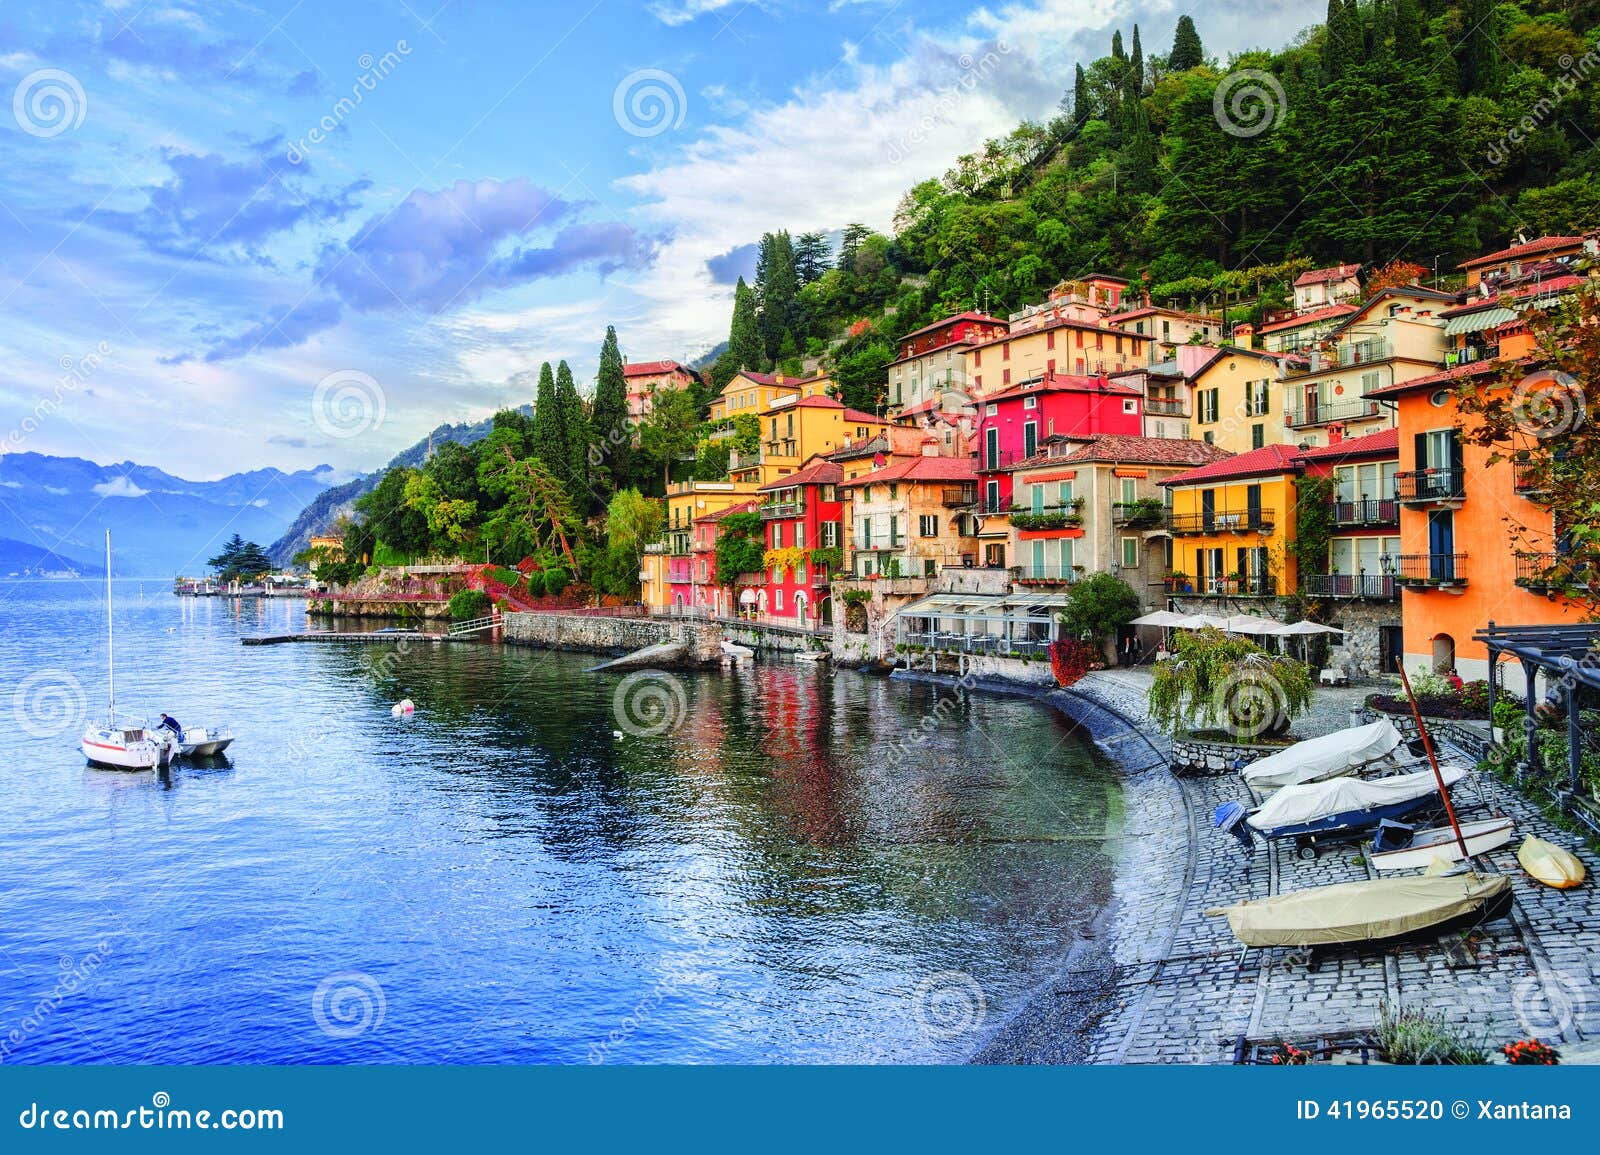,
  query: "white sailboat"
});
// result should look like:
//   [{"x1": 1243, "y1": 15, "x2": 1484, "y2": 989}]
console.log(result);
[{"x1": 80, "y1": 531, "x2": 175, "y2": 771}]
